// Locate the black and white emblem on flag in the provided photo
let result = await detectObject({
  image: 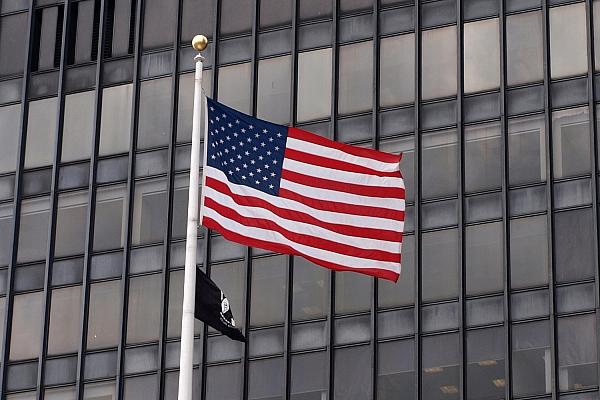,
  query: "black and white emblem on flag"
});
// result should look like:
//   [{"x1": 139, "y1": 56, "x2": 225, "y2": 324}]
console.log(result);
[{"x1": 194, "y1": 267, "x2": 246, "y2": 342}]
